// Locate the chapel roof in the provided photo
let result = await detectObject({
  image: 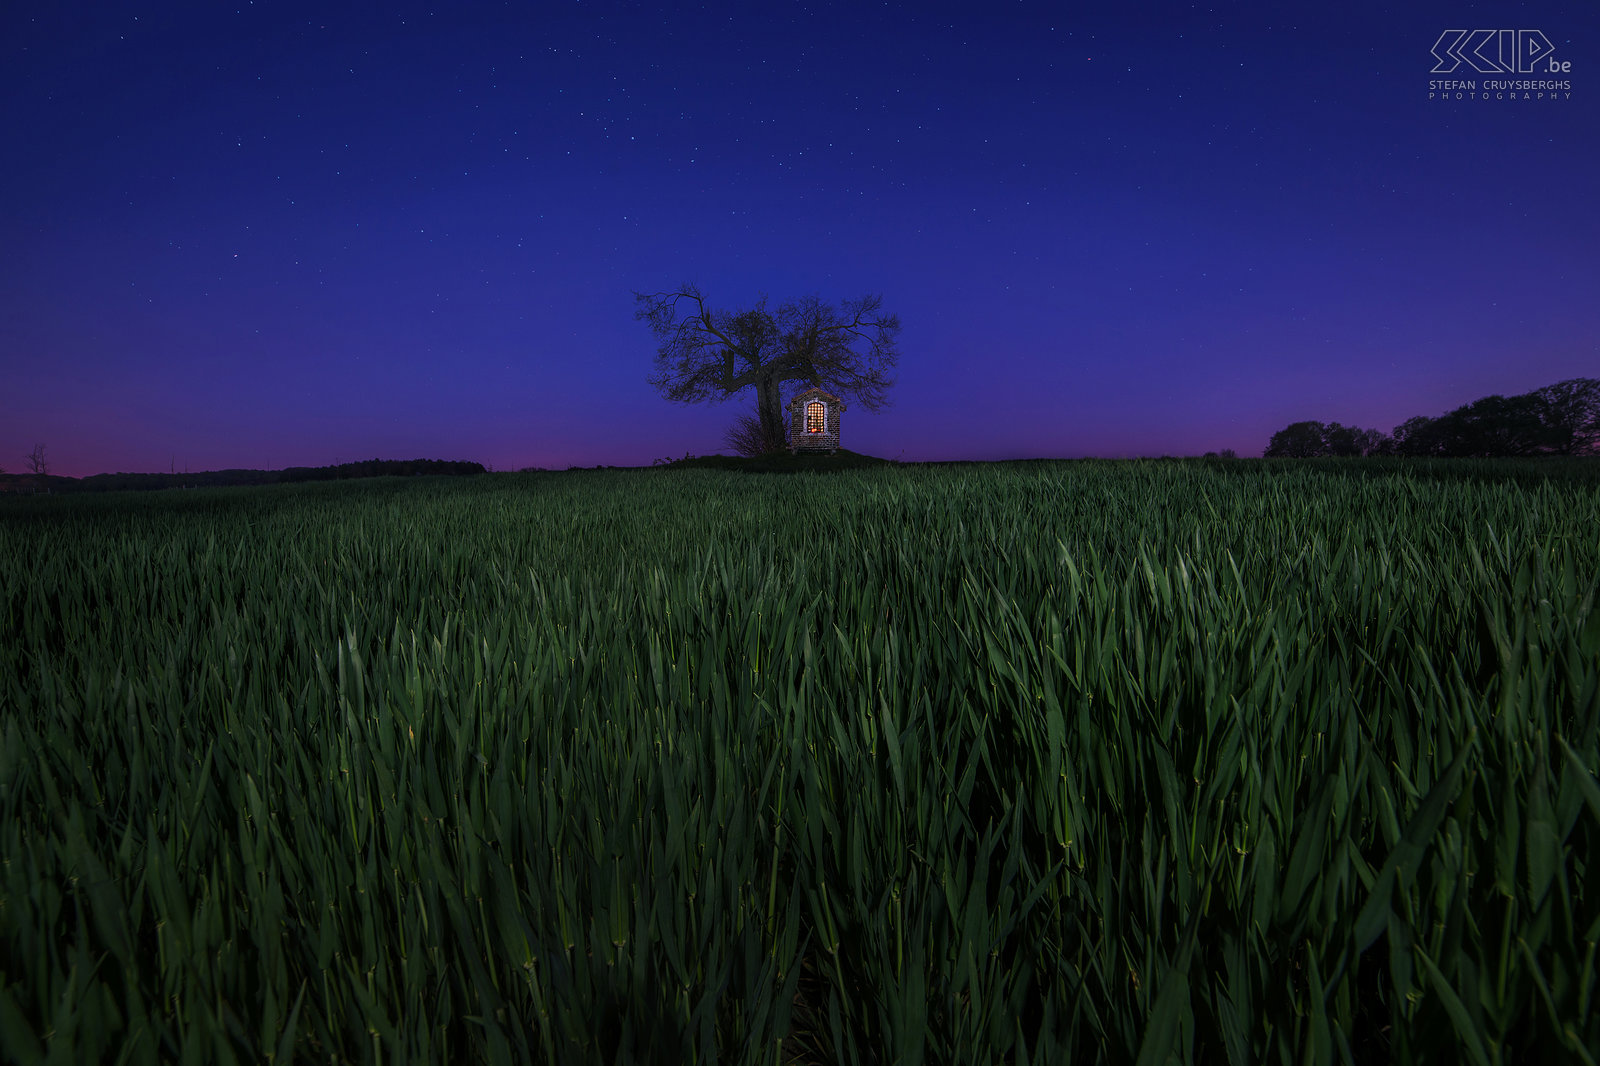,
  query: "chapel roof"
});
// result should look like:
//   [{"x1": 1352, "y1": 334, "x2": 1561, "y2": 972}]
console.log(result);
[{"x1": 789, "y1": 386, "x2": 844, "y2": 407}]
